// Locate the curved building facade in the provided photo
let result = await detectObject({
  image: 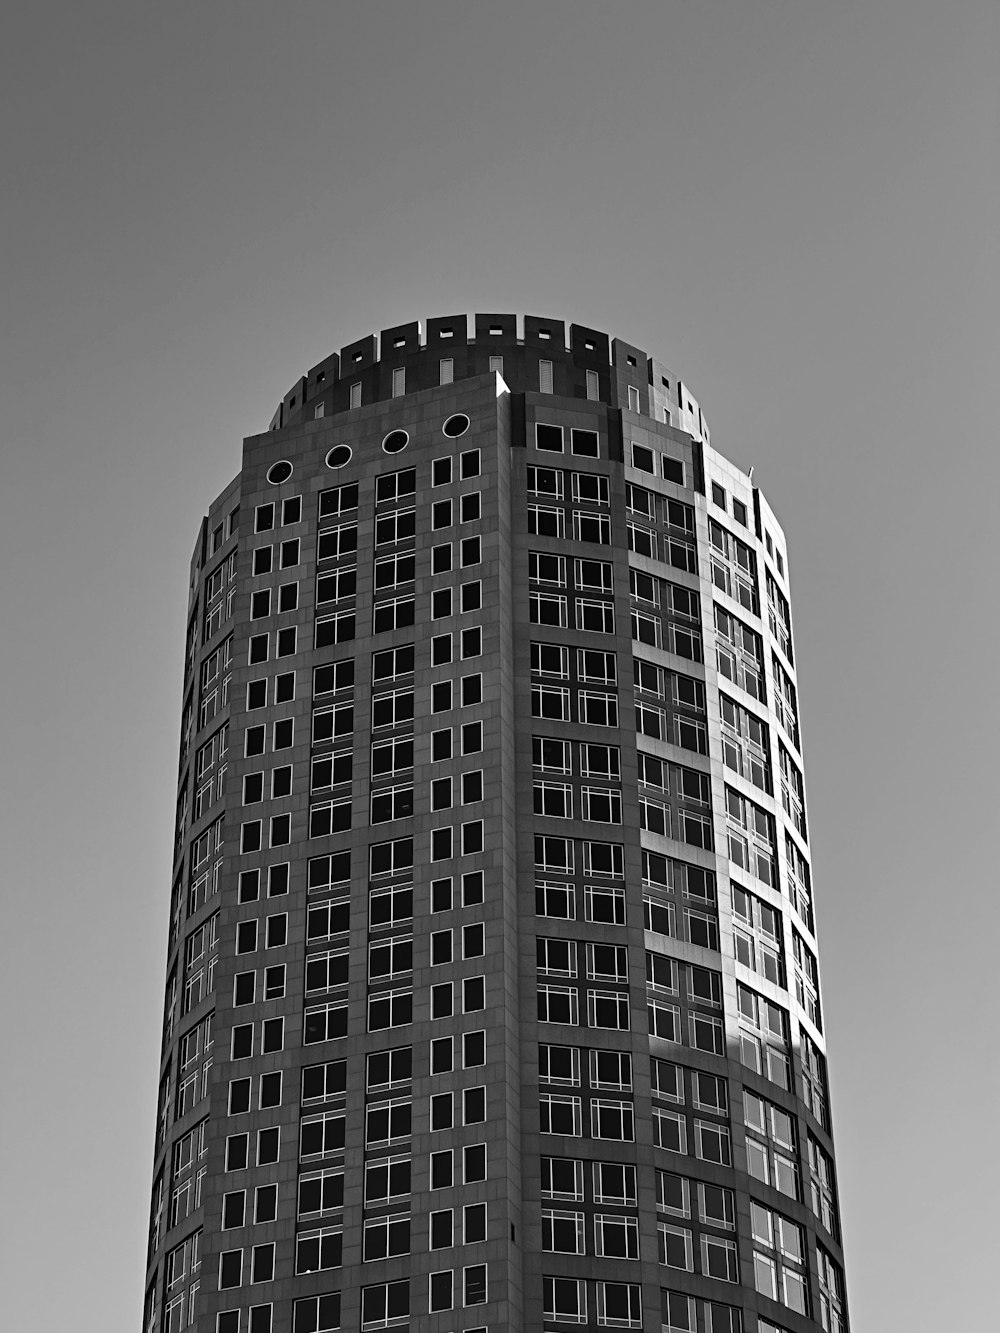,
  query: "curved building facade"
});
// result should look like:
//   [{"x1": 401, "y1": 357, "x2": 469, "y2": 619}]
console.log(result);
[{"x1": 144, "y1": 315, "x2": 848, "y2": 1333}]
